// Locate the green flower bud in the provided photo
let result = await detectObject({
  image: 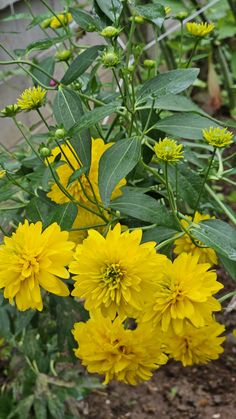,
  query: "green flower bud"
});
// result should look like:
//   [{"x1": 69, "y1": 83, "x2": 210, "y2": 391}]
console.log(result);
[
  {"x1": 100, "y1": 26, "x2": 120, "y2": 38},
  {"x1": 101, "y1": 49, "x2": 120, "y2": 68},
  {"x1": 39, "y1": 147, "x2": 51, "y2": 158},
  {"x1": 55, "y1": 49, "x2": 72, "y2": 61},
  {"x1": 0, "y1": 104, "x2": 20, "y2": 118},
  {"x1": 40, "y1": 18, "x2": 52, "y2": 29},
  {"x1": 175, "y1": 11, "x2": 188, "y2": 21},
  {"x1": 129, "y1": 15, "x2": 145, "y2": 24},
  {"x1": 143, "y1": 59, "x2": 155, "y2": 69},
  {"x1": 55, "y1": 128, "x2": 66, "y2": 139}
]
